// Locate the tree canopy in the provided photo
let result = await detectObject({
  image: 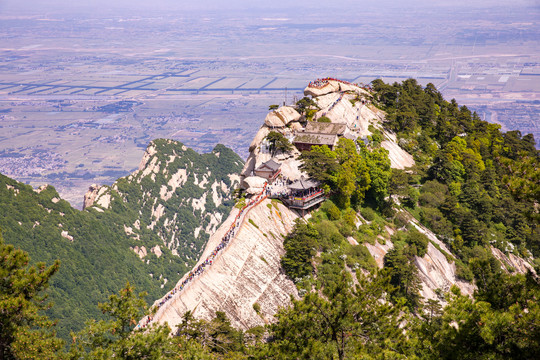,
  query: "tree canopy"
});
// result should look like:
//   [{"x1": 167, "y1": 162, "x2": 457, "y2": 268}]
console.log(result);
[
  {"x1": 0, "y1": 229, "x2": 62, "y2": 360},
  {"x1": 266, "y1": 131, "x2": 293, "y2": 157}
]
